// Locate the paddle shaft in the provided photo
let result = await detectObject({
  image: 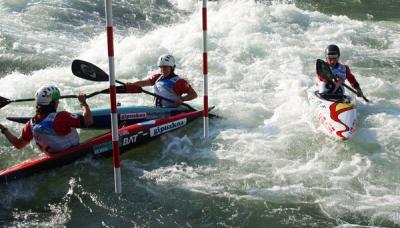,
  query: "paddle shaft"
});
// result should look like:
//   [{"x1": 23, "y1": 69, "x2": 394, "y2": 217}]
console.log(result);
[
  {"x1": 114, "y1": 80, "x2": 197, "y2": 111},
  {"x1": 341, "y1": 83, "x2": 367, "y2": 102},
  {"x1": 0, "y1": 89, "x2": 108, "y2": 109},
  {"x1": 330, "y1": 77, "x2": 369, "y2": 103},
  {"x1": 72, "y1": 59, "x2": 218, "y2": 117},
  {"x1": 7, "y1": 95, "x2": 77, "y2": 103}
]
